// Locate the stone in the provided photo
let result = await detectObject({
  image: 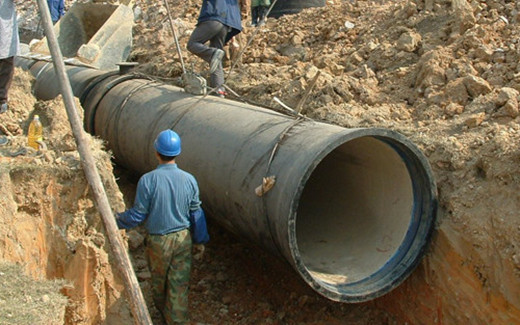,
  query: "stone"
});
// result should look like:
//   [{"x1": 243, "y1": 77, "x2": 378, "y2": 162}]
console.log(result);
[
  {"x1": 464, "y1": 112, "x2": 486, "y2": 128},
  {"x1": 397, "y1": 31, "x2": 421, "y2": 52},
  {"x1": 464, "y1": 75, "x2": 492, "y2": 98}
]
